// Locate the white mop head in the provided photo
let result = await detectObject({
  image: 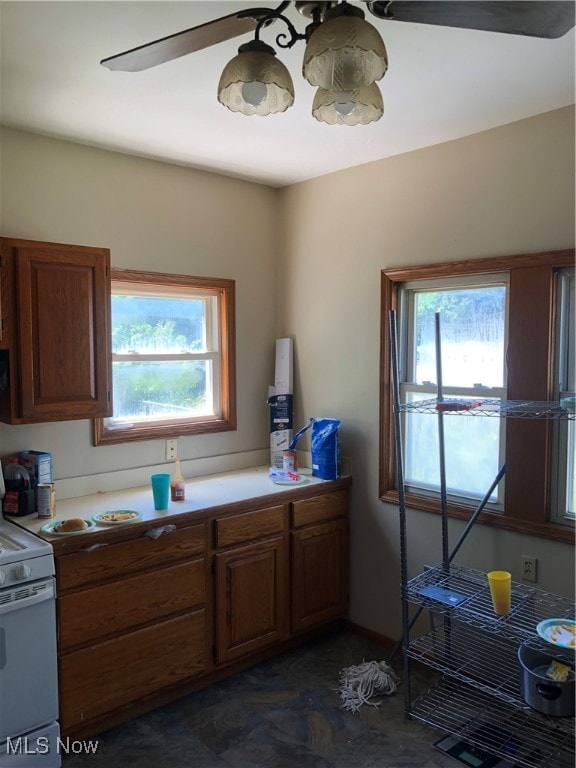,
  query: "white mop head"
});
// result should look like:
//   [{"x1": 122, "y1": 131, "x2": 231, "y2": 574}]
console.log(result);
[{"x1": 338, "y1": 660, "x2": 399, "y2": 713}]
